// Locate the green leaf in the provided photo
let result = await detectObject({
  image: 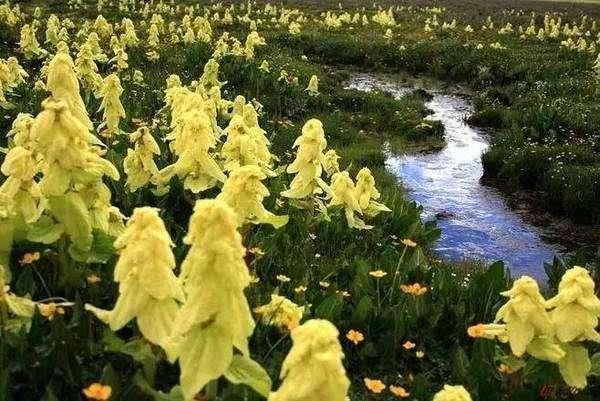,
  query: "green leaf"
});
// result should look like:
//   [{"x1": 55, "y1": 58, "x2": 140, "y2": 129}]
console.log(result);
[
  {"x1": 102, "y1": 330, "x2": 157, "y2": 382},
  {"x1": 352, "y1": 296, "x2": 374, "y2": 323},
  {"x1": 315, "y1": 294, "x2": 343, "y2": 320},
  {"x1": 25, "y1": 215, "x2": 63, "y2": 244},
  {"x1": 588, "y1": 352, "x2": 600, "y2": 376},
  {"x1": 224, "y1": 354, "x2": 272, "y2": 397},
  {"x1": 48, "y1": 193, "x2": 93, "y2": 259},
  {"x1": 85, "y1": 230, "x2": 116, "y2": 263},
  {"x1": 134, "y1": 372, "x2": 183, "y2": 401},
  {"x1": 558, "y1": 343, "x2": 591, "y2": 389}
]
